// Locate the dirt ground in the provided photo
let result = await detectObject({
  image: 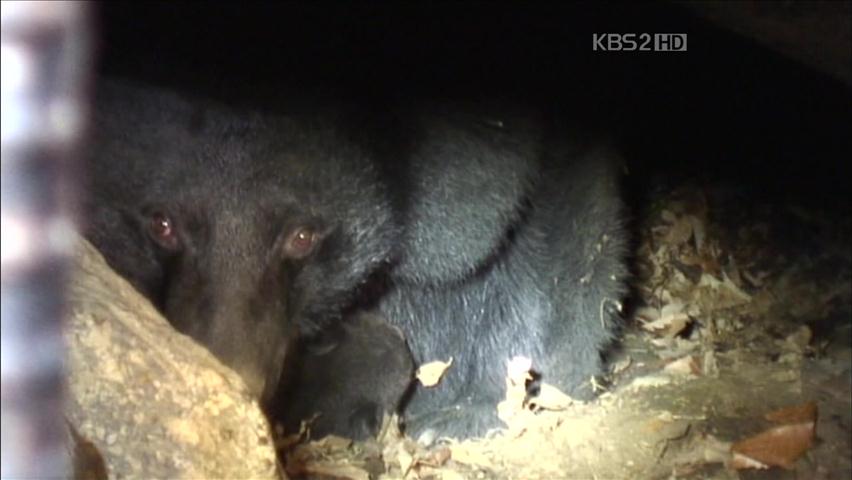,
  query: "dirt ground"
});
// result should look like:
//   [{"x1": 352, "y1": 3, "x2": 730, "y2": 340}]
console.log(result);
[{"x1": 278, "y1": 182, "x2": 851, "y2": 480}]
